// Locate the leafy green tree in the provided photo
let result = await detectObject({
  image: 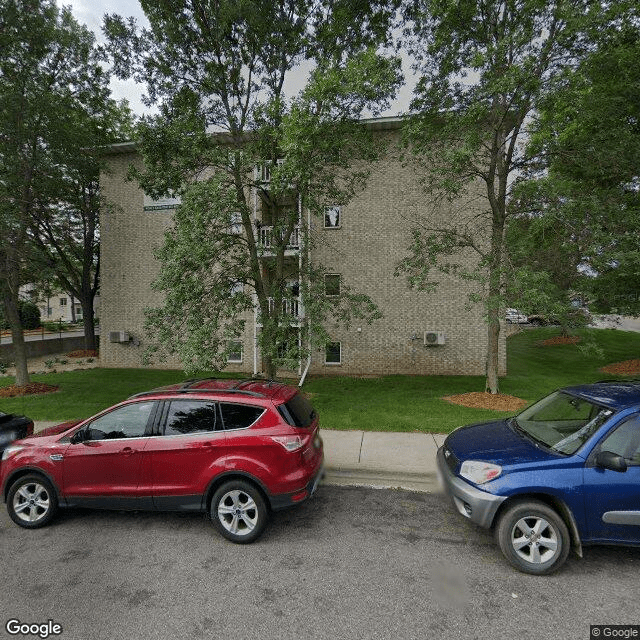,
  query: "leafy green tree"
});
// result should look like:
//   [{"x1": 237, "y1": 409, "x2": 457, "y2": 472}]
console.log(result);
[
  {"x1": 512, "y1": 22, "x2": 640, "y2": 316},
  {"x1": 104, "y1": 0, "x2": 401, "y2": 377},
  {"x1": 29, "y1": 100, "x2": 133, "y2": 351},
  {"x1": 0, "y1": 0, "x2": 130, "y2": 382},
  {"x1": 398, "y1": 0, "x2": 606, "y2": 393}
]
